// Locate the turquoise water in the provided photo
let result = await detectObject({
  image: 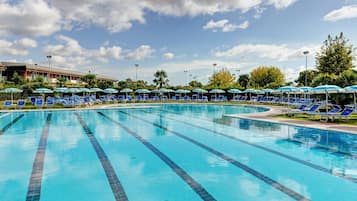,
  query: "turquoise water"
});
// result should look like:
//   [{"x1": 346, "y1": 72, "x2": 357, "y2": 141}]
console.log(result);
[{"x1": 0, "y1": 104, "x2": 356, "y2": 201}]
